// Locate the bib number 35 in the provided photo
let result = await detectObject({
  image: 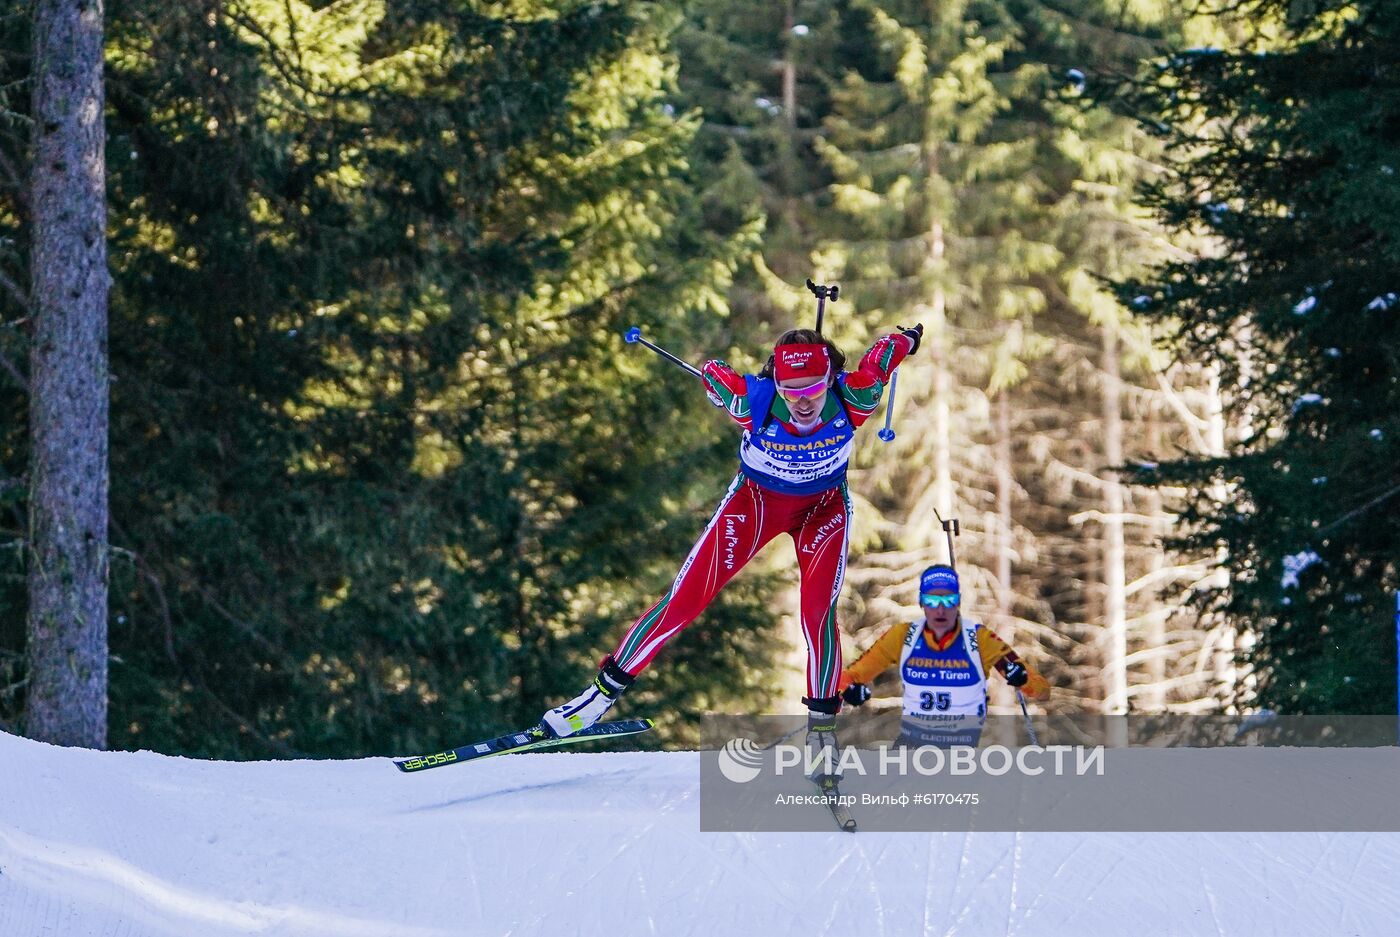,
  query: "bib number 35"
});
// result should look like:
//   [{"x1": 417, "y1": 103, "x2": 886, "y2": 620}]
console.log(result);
[{"x1": 919, "y1": 691, "x2": 952, "y2": 712}]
